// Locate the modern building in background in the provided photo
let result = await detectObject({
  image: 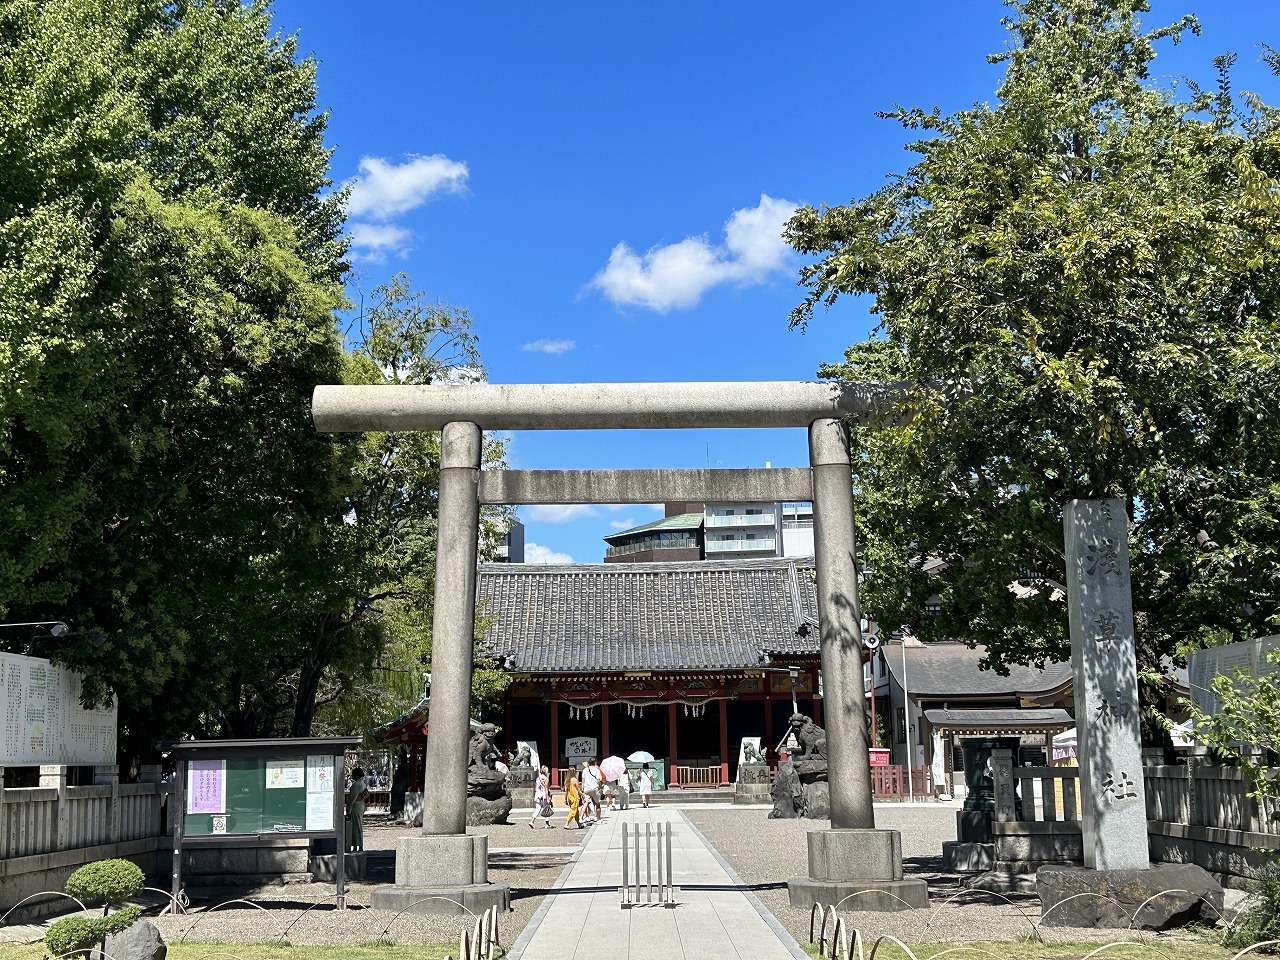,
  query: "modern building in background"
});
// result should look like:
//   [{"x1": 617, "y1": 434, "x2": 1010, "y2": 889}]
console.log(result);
[
  {"x1": 494, "y1": 519, "x2": 525, "y2": 563},
  {"x1": 604, "y1": 499, "x2": 814, "y2": 563}
]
